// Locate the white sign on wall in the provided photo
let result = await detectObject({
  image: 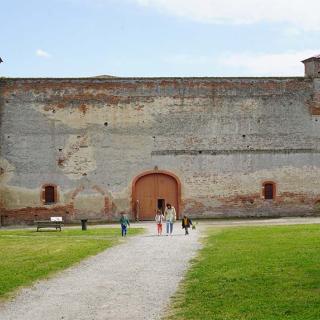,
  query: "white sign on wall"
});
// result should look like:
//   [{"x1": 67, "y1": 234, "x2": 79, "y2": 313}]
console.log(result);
[{"x1": 50, "y1": 217, "x2": 63, "y2": 222}]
